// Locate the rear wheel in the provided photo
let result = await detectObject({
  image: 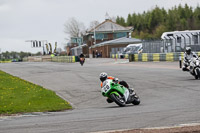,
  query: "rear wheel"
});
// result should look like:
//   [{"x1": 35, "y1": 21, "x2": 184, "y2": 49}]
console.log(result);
[
  {"x1": 132, "y1": 98, "x2": 140, "y2": 105},
  {"x1": 132, "y1": 94, "x2": 140, "y2": 105},
  {"x1": 110, "y1": 93, "x2": 126, "y2": 107}
]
